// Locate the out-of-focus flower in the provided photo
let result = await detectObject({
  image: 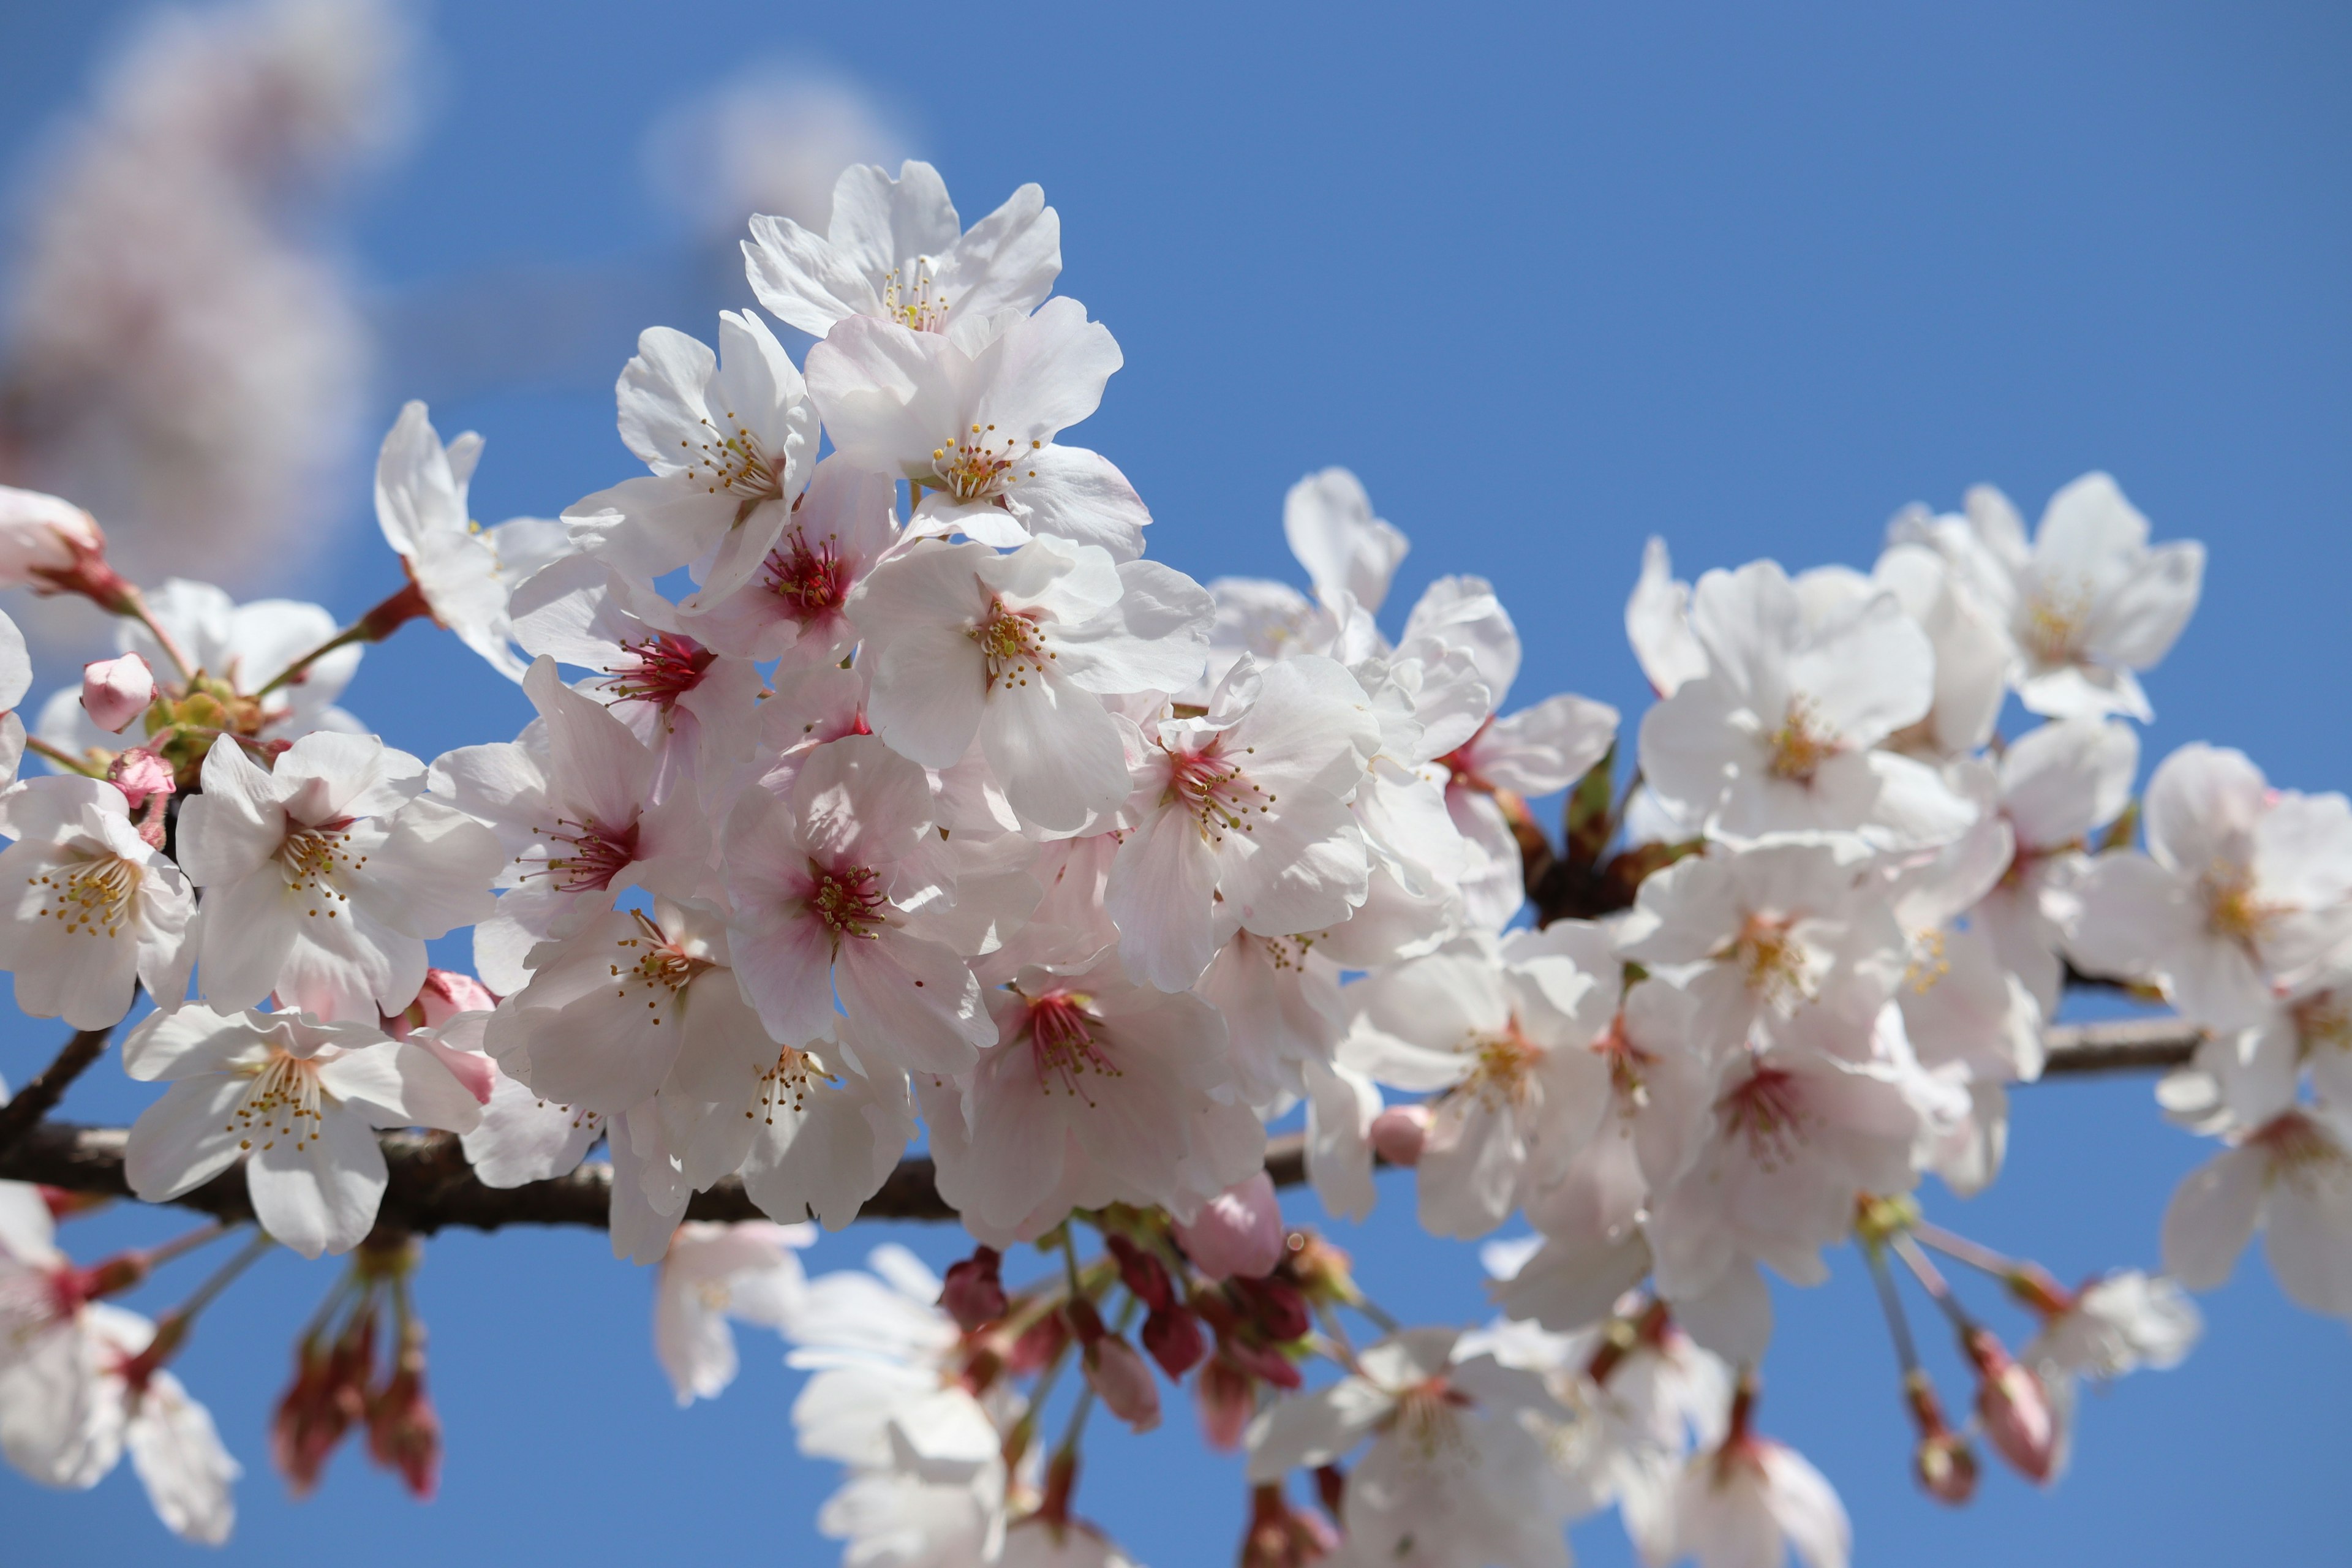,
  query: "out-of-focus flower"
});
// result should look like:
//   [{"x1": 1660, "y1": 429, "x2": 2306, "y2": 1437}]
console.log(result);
[{"x1": 643, "y1": 61, "x2": 915, "y2": 241}]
